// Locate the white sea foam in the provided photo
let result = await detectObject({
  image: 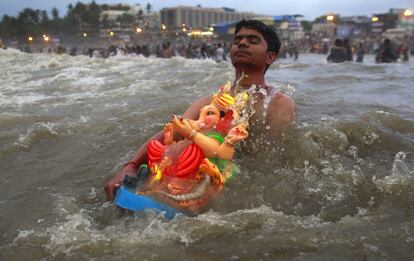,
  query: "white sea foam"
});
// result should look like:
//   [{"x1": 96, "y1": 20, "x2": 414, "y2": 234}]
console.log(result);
[
  {"x1": 0, "y1": 93, "x2": 52, "y2": 106},
  {"x1": 13, "y1": 229, "x2": 35, "y2": 243},
  {"x1": 14, "y1": 122, "x2": 59, "y2": 148},
  {"x1": 373, "y1": 151, "x2": 414, "y2": 194}
]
